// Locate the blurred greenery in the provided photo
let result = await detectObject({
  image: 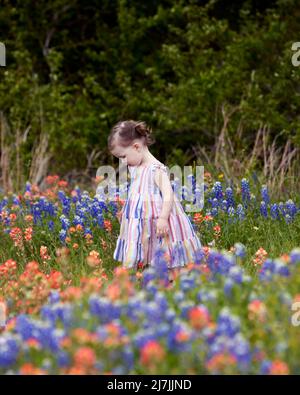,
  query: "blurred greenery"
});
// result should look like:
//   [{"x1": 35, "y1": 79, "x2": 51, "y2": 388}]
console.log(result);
[{"x1": 0, "y1": 0, "x2": 300, "y2": 190}]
